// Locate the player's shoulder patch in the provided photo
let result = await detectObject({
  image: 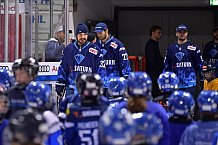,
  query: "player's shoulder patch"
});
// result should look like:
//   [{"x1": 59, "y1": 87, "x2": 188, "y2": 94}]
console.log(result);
[
  {"x1": 110, "y1": 42, "x2": 118, "y2": 49},
  {"x1": 89, "y1": 47, "x2": 98, "y2": 55},
  {"x1": 187, "y1": 45, "x2": 196, "y2": 51},
  {"x1": 119, "y1": 47, "x2": 126, "y2": 51}
]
